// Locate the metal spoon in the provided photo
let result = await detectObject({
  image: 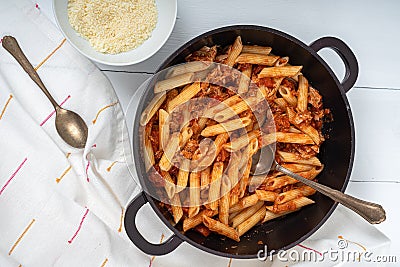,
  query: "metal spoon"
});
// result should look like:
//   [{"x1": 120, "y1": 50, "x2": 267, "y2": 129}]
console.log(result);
[
  {"x1": 2, "y1": 36, "x2": 88, "y2": 148},
  {"x1": 250, "y1": 145, "x2": 386, "y2": 224}
]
